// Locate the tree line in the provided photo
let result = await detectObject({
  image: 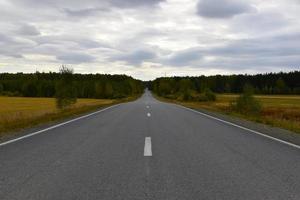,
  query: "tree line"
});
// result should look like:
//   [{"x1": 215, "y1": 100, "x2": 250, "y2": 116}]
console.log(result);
[
  {"x1": 150, "y1": 71, "x2": 300, "y2": 97},
  {"x1": 1, "y1": 70, "x2": 299, "y2": 101},
  {"x1": 0, "y1": 70, "x2": 144, "y2": 99}
]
